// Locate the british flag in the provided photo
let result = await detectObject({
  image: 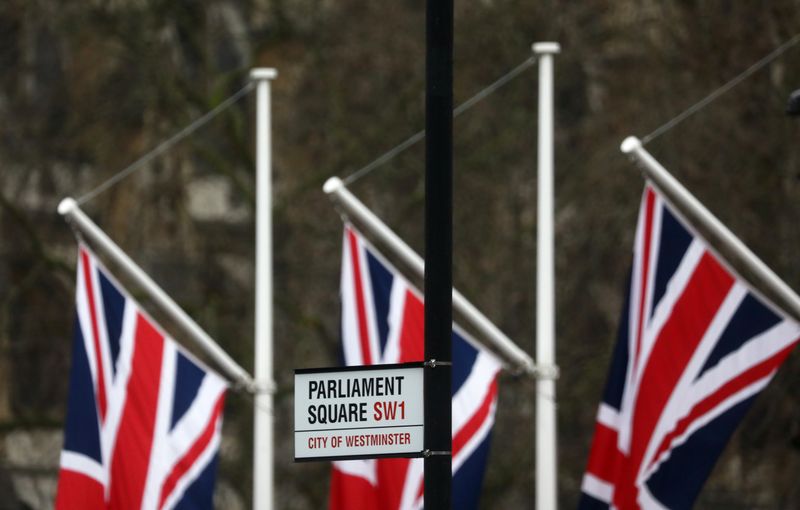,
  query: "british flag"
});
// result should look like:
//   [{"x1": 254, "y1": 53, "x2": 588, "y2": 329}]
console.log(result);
[
  {"x1": 579, "y1": 185, "x2": 800, "y2": 509},
  {"x1": 329, "y1": 225, "x2": 502, "y2": 510},
  {"x1": 55, "y1": 245, "x2": 228, "y2": 509}
]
